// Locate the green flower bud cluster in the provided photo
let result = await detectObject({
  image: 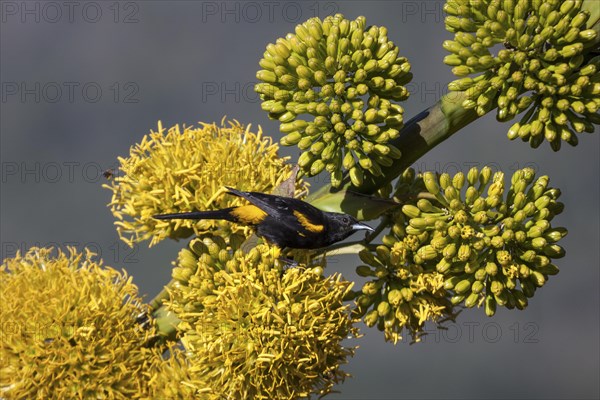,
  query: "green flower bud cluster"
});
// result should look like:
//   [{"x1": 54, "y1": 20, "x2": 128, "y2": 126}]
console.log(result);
[
  {"x1": 443, "y1": 0, "x2": 600, "y2": 150},
  {"x1": 170, "y1": 233, "x2": 248, "y2": 288},
  {"x1": 399, "y1": 166, "x2": 566, "y2": 316},
  {"x1": 354, "y1": 214, "x2": 452, "y2": 343},
  {"x1": 168, "y1": 238, "x2": 358, "y2": 399},
  {"x1": 256, "y1": 14, "x2": 412, "y2": 187}
]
